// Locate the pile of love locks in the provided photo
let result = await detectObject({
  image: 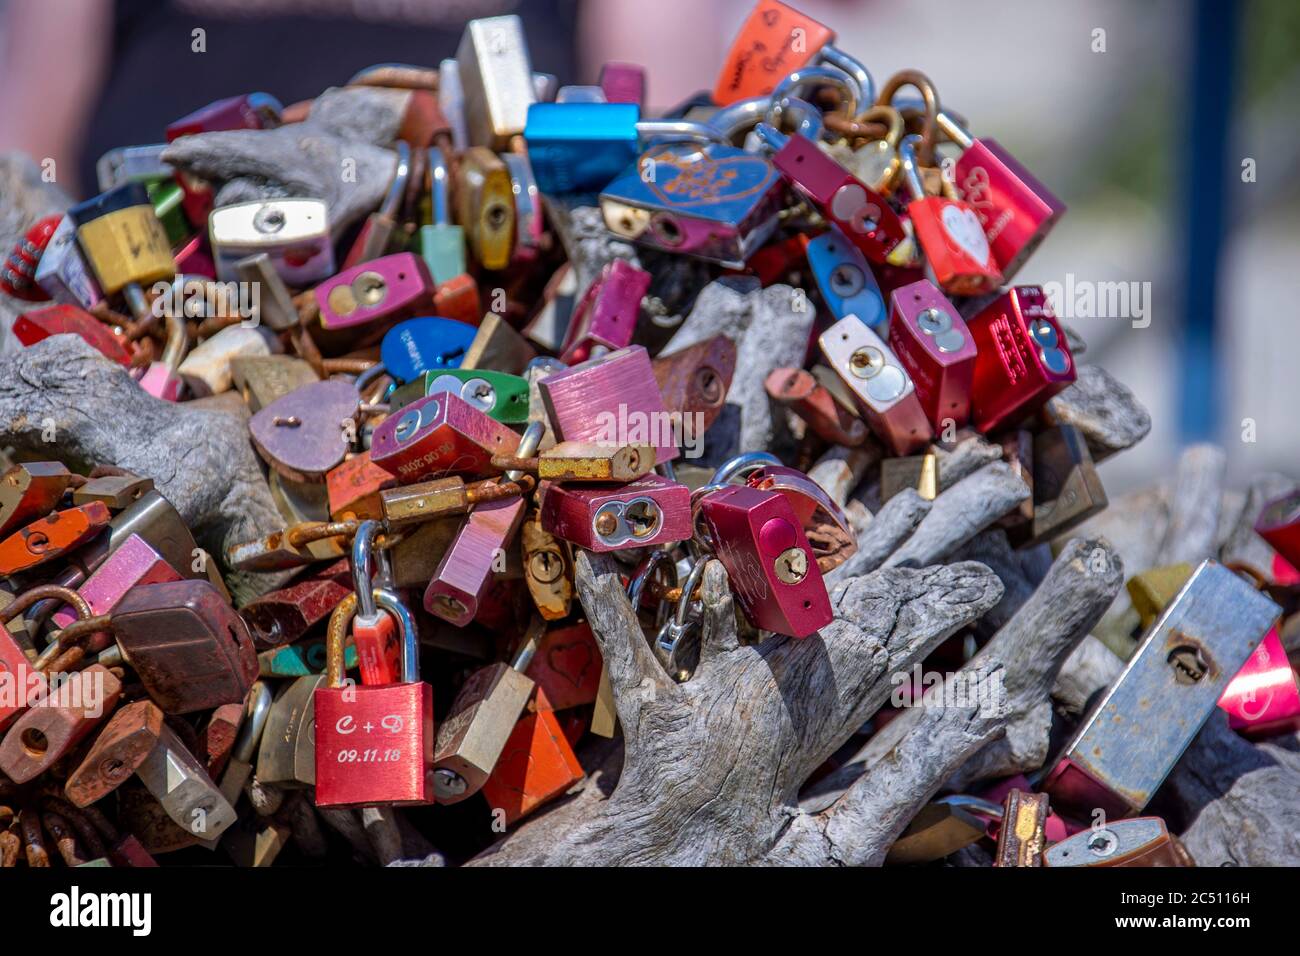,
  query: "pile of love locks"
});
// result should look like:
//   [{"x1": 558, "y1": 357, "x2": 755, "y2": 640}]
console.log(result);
[{"x1": 1, "y1": 0, "x2": 1298, "y2": 868}]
